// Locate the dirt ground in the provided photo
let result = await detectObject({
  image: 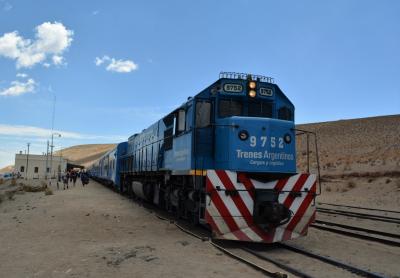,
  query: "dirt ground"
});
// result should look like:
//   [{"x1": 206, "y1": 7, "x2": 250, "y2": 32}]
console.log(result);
[
  {"x1": 0, "y1": 179, "x2": 264, "y2": 278},
  {"x1": 1, "y1": 178, "x2": 399, "y2": 278},
  {"x1": 318, "y1": 176, "x2": 400, "y2": 210}
]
